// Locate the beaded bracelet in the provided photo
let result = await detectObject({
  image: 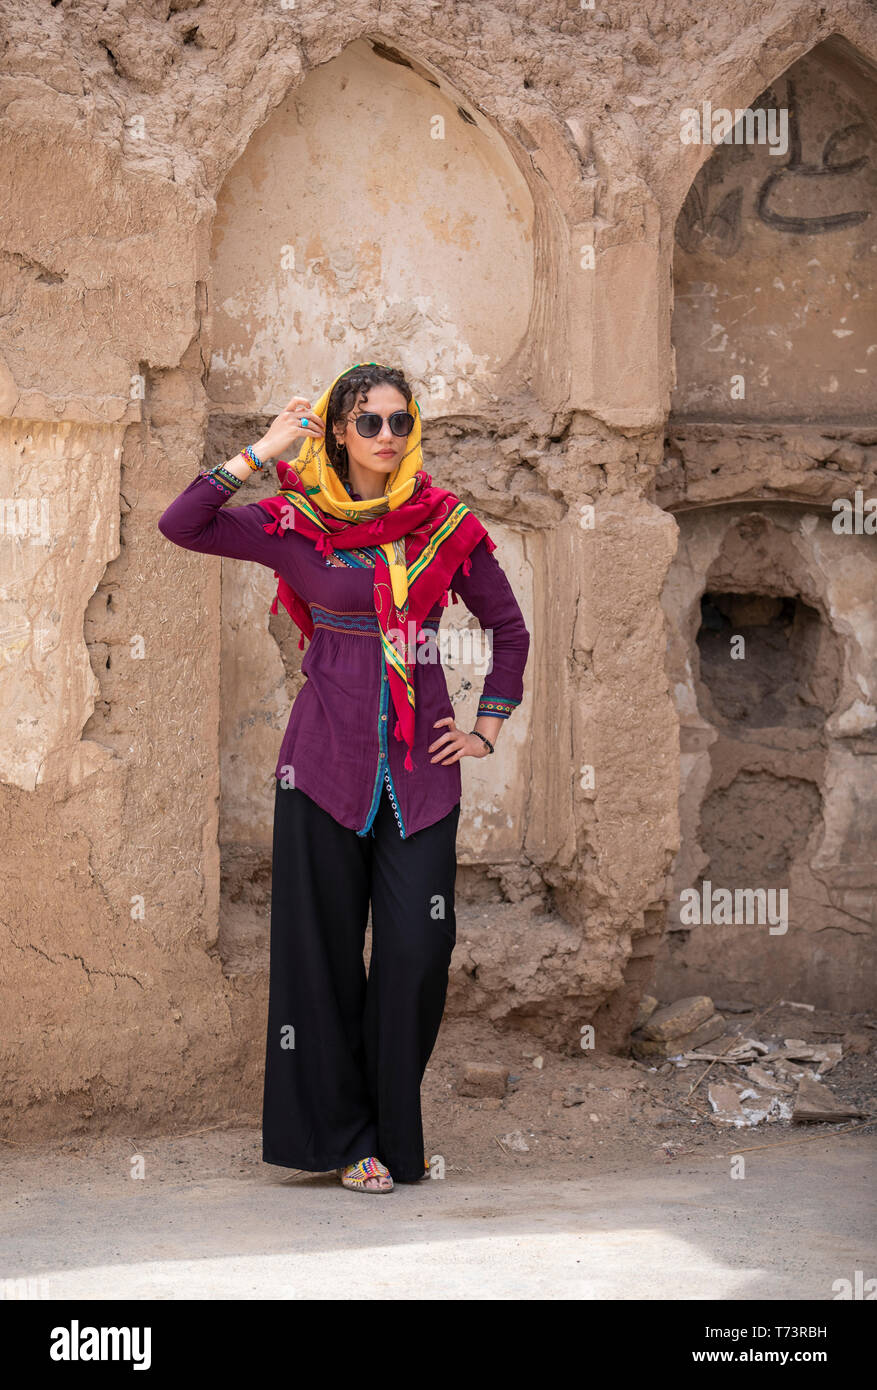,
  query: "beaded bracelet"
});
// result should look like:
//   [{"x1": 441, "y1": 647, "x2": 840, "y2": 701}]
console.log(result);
[
  {"x1": 215, "y1": 463, "x2": 244, "y2": 488},
  {"x1": 242, "y1": 445, "x2": 266, "y2": 472}
]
